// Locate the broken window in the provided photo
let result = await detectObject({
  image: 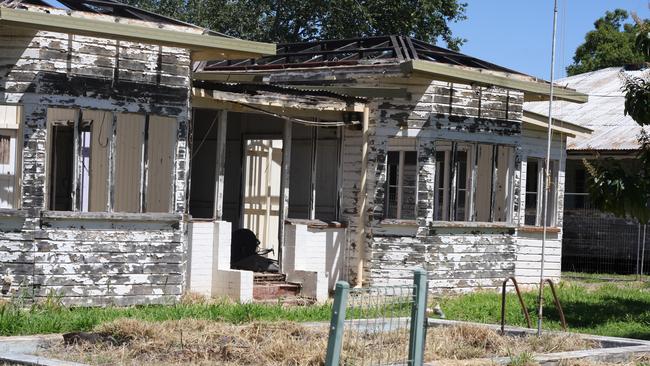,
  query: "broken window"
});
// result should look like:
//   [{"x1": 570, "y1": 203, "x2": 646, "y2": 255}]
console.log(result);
[
  {"x1": 47, "y1": 108, "x2": 176, "y2": 213},
  {"x1": 384, "y1": 138, "x2": 417, "y2": 220},
  {"x1": 0, "y1": 105, "x2": 21, "y2": 209},
  {"x1": 525, "y1": 158, "x2": 558, "y2": 226},
  {"x1": 434, "y1": 142, "x2": 514, "y2": 222}
]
